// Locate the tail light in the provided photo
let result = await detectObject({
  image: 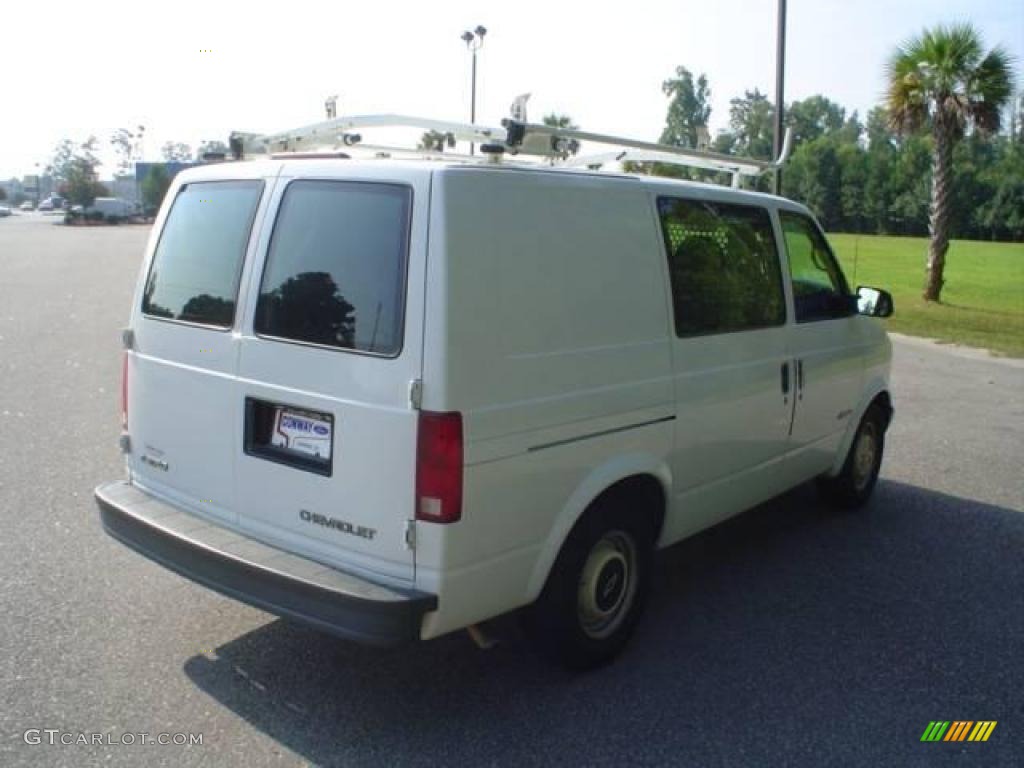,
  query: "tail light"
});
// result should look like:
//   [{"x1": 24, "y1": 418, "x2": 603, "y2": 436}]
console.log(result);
[
  {"x1": 121, "y1": 352, "x2": 129, "y2": 430},
  {"x1": 415, "y1": 411, "x2": 463, "y2": 524}
]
